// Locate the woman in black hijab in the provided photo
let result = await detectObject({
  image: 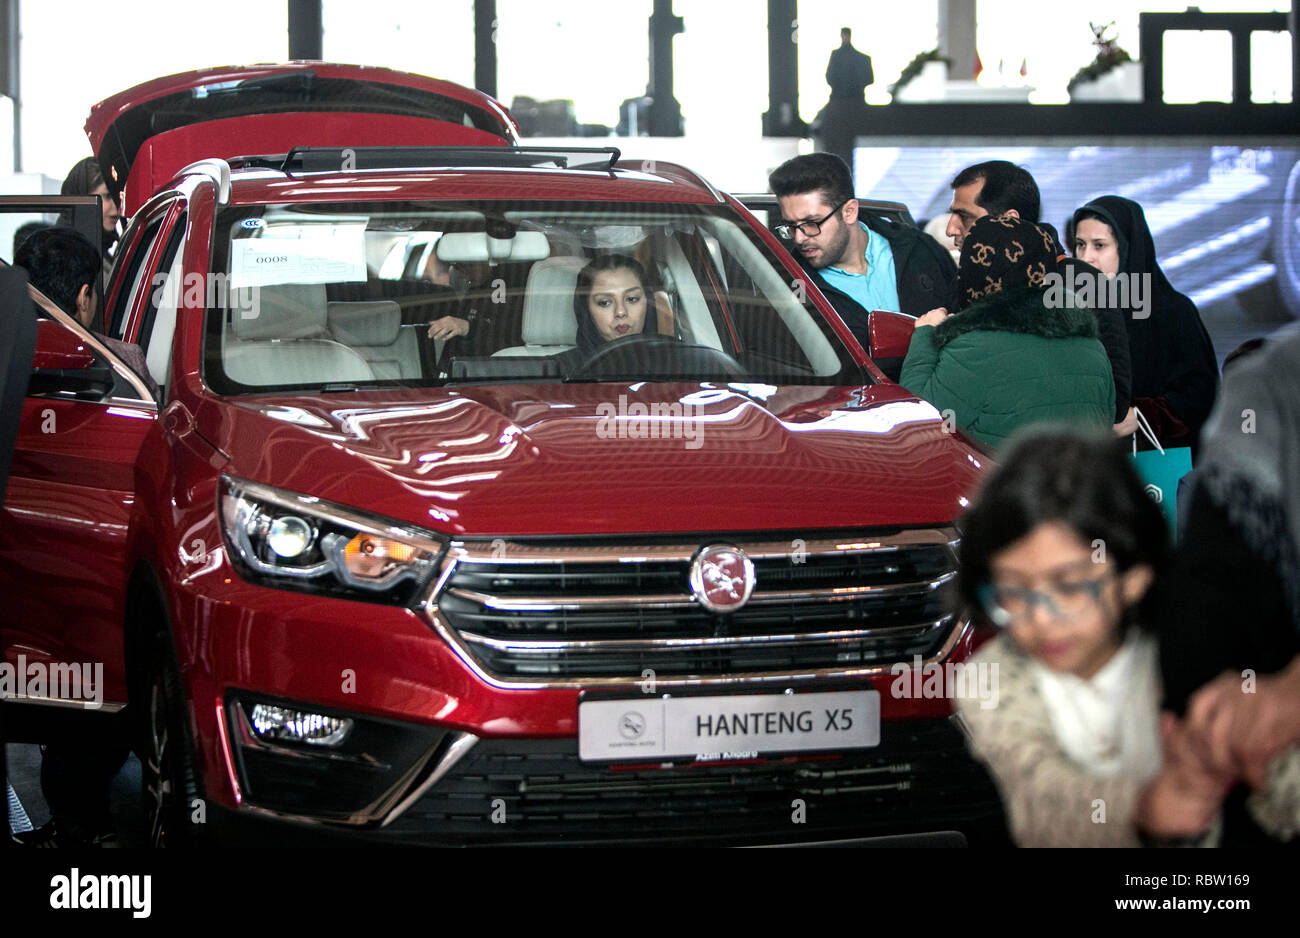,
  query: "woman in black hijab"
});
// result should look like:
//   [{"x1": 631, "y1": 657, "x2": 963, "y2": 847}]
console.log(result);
[
  {"x1": 1068, "y1": 195, "x2": 1219, "y2": 451},
  {"x1": 569, "y1": 253, "x2": 660, "y2": 361}
]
